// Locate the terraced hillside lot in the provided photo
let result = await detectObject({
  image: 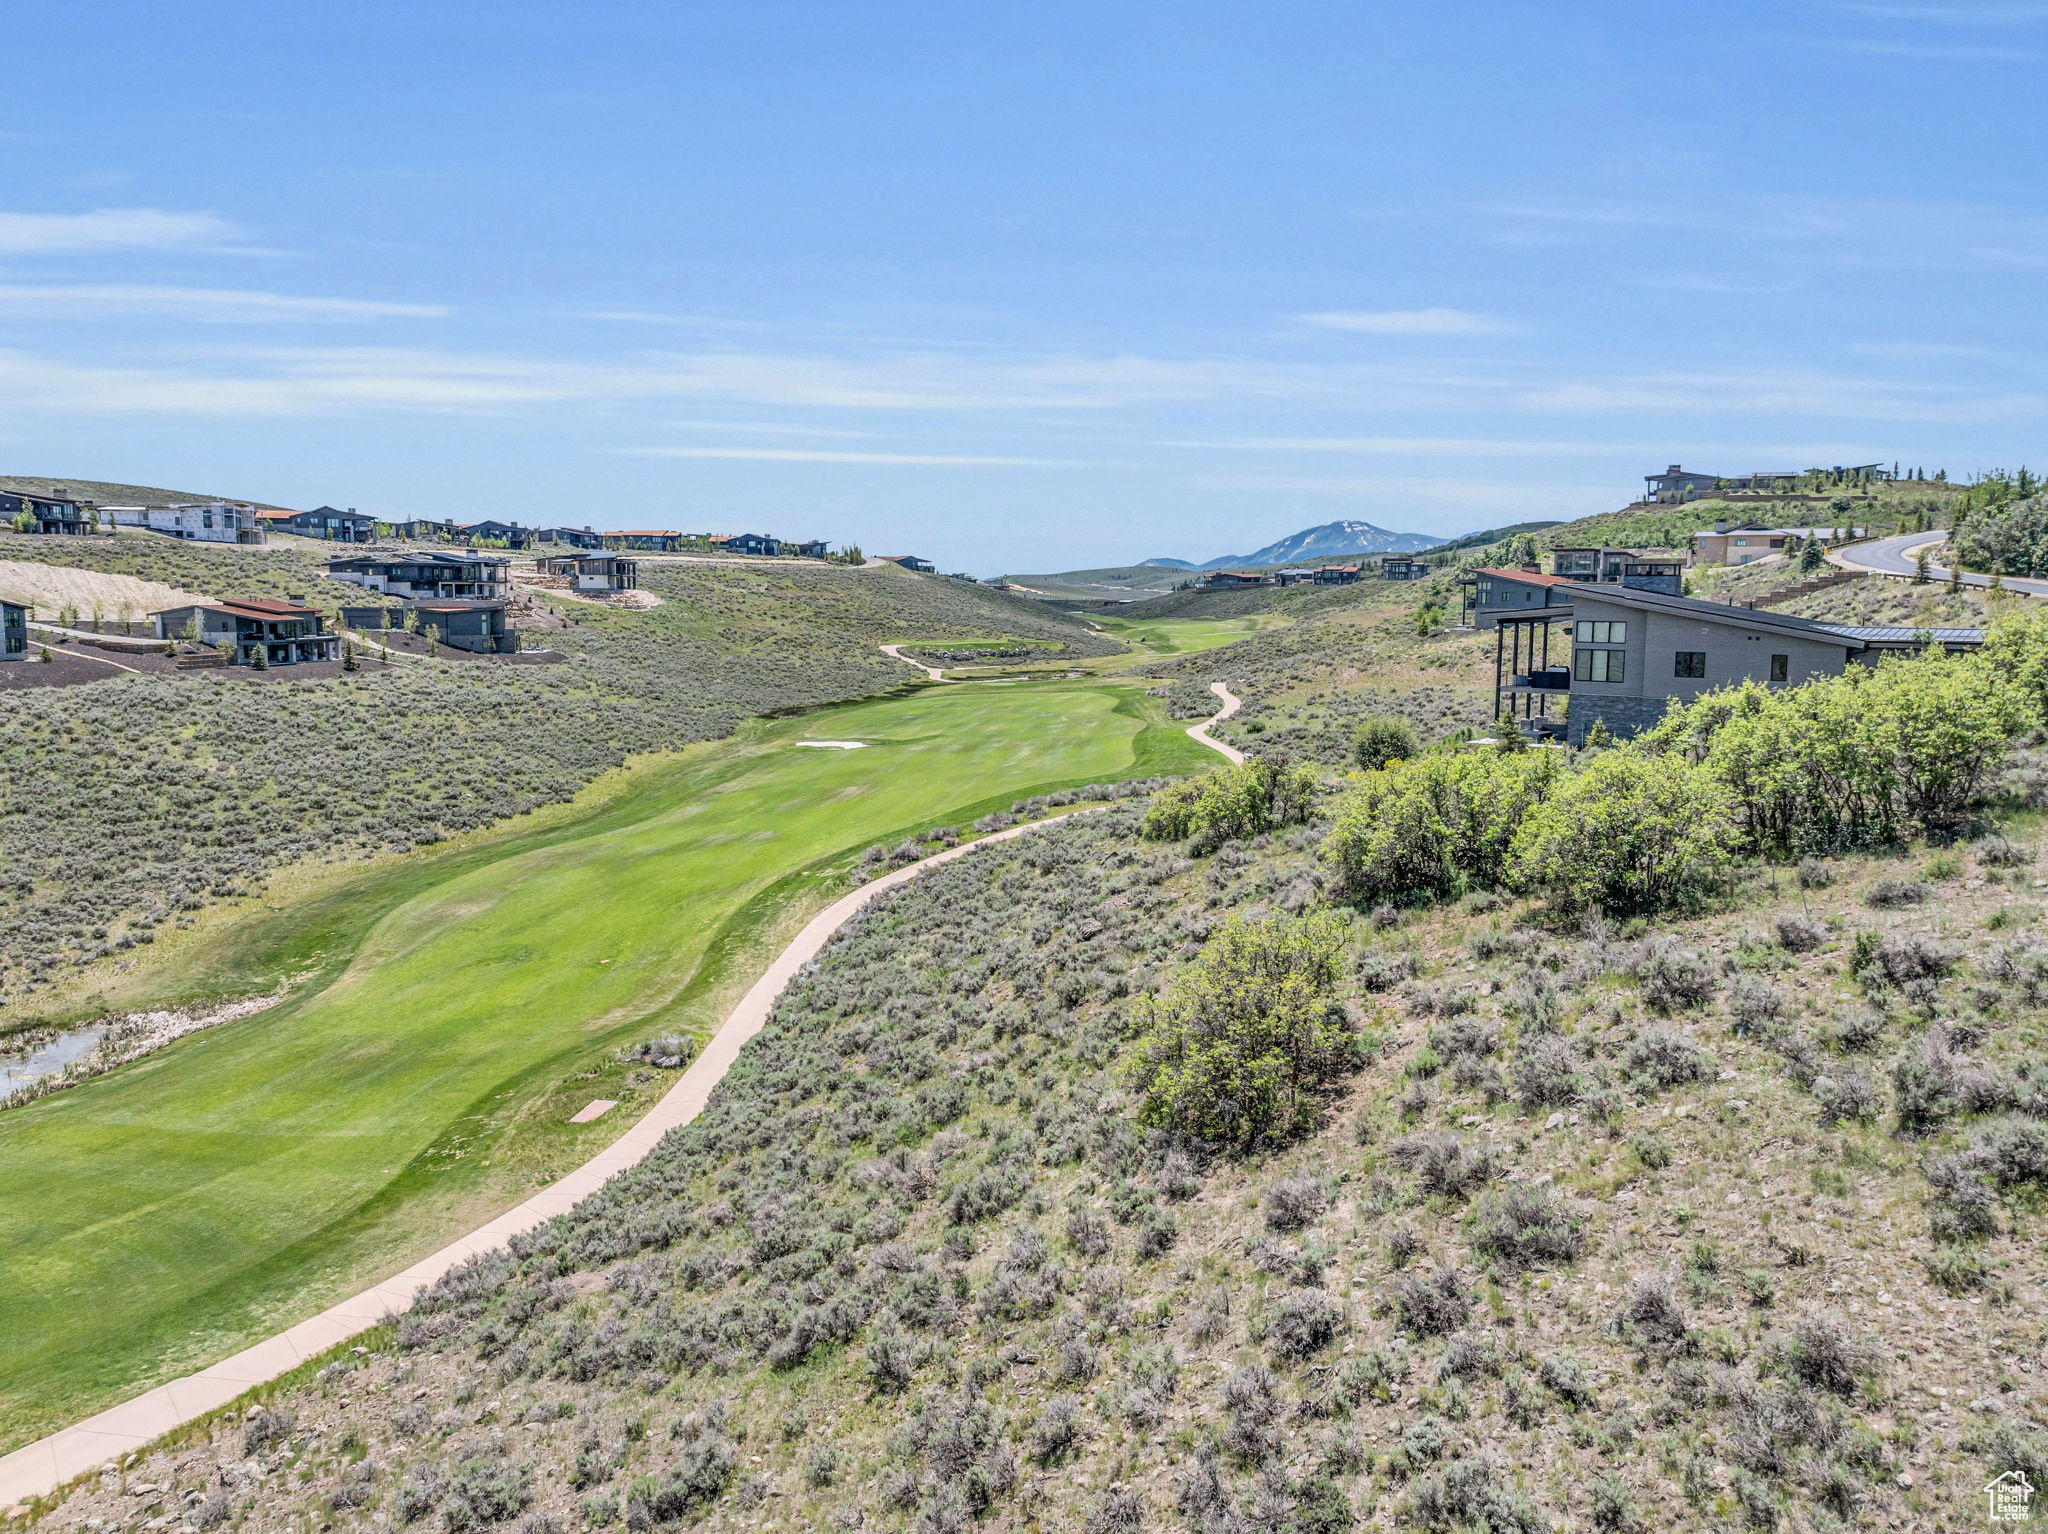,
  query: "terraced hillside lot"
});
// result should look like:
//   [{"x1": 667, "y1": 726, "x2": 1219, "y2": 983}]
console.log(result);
[{"x1": 0, "y1": 678, "x2": 1210, "y2": 1449}]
